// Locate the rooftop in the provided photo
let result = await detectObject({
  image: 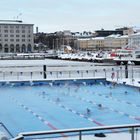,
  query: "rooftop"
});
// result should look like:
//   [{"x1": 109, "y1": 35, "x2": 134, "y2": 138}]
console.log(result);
[{"x1": 0, "y1": 20, "x2": 33, "y2": 25}]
